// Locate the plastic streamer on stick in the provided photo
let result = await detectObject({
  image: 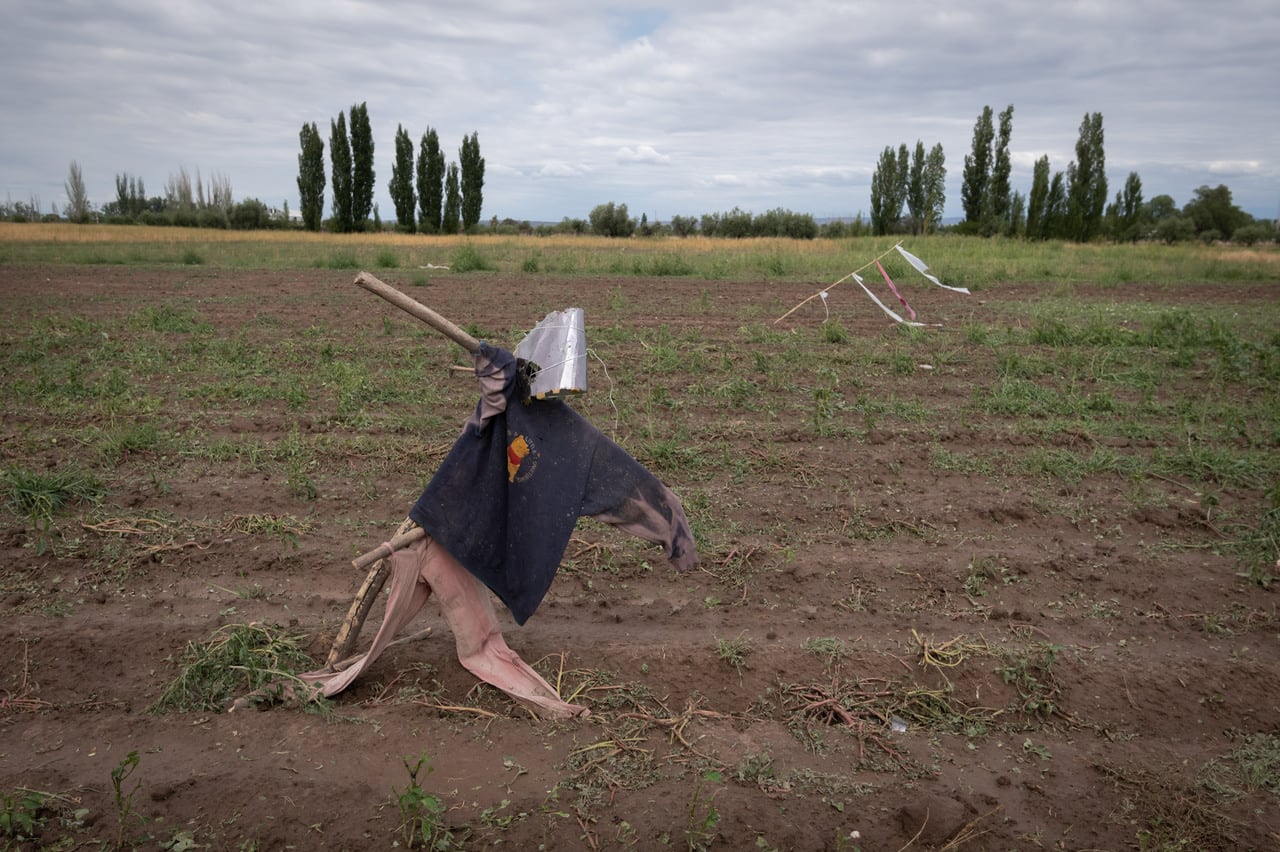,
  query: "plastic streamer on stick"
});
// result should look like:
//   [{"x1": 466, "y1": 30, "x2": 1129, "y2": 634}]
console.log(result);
[
  {"x1": 876, "y1": 260, "x2": 916, "y2": 321},
  {"x1": 774, "y1": 241, "x2": 968, "y2": 328},
  {"x1": 851, "y1": 273, "x2": 924, "y2": 327},
  {"x1": 894, "y1": 245, "x2": 970, "y2": 294},
  {"x1": 773, "y1": 241, "x2": 905, "y2": 325}
]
